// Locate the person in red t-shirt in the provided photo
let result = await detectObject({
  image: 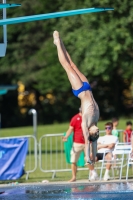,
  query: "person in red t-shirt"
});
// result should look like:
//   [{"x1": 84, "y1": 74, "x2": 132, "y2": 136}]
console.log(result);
[
  {"x1": 123, "y1": 121, "x2": 133, "y2": 143},
  {"x1": 62, "y1": 108, "x2": 90, "y2": 182}
]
